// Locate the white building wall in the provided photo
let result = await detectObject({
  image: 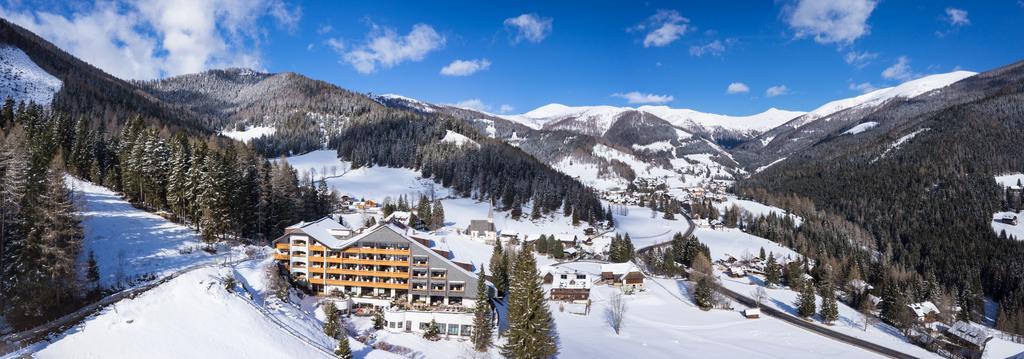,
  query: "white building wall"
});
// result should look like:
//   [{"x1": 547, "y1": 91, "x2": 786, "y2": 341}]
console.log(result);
[{"x1": 383, "y1": 309, "x2": 476, "y2": 337}]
